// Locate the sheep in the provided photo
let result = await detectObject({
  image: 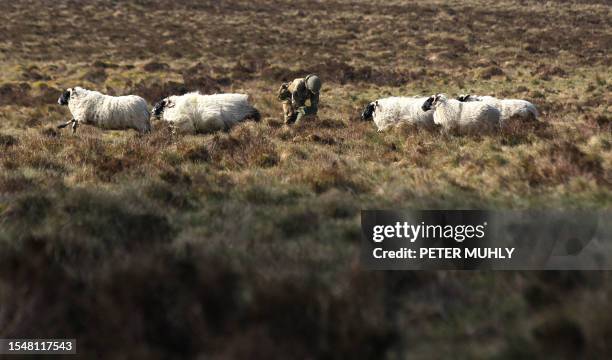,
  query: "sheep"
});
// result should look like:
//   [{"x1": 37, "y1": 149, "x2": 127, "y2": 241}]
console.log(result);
[
  {"x1": 152, "y1": 92, "x2": 260, "y2": 134},
  {"x1": 457, "y1": 94, "x2": 539, "y2": 122},
  {"x1": 421, "y1": 94, "x2": 501, "y2": 133},
  {"x1": 57, "y1": 87, "x2": 150, "y2": 133},
  {"x1": 361, "y1": 96, "x2": 435, "y2": 132}
]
